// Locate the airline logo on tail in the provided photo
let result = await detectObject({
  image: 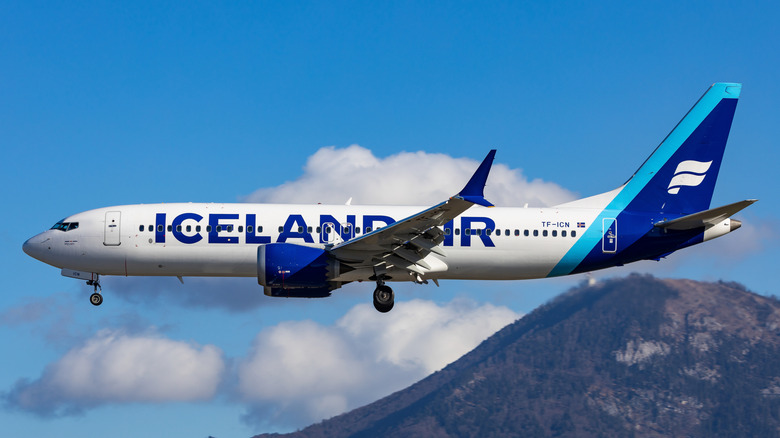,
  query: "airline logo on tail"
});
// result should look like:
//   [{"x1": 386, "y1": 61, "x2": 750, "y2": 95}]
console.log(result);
[{"x1": 667, "y1": 160, "x2": 713, "y2": 194}]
